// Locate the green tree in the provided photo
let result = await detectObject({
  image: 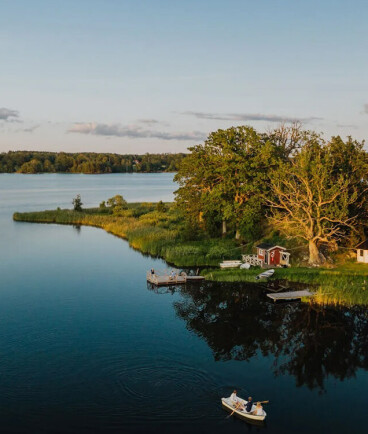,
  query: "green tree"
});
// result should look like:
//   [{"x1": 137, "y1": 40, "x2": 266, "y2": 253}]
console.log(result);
[
  {"x1": 106, "y1": 195, "x2": 128, "y2": 214},
  {"x1": 175, "y1": 126, "x2": 277, "y2": 240},
  {"x1": 43, "y1": 159, "x2": 55, "y2": 172},
  {"x1": 72, "y1": 194, "x2": 83, "y2": 211},
  {"x1": 156, "y1": 200, "x2": 167, "y2": 213},
  {"x1": 18, "y1": 158, "x2": 43, "y2": 173},
  {"x1": 267, "y1": 136, "x2": 367, "y2": 264}
]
